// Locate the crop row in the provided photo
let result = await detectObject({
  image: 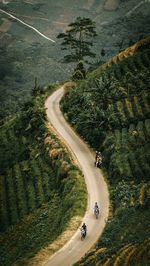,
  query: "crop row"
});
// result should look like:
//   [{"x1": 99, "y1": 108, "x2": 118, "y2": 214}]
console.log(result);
[
  {"x1": 102, "y1": 238, "x2": 150, "y2": 266},
  {"x1": 0, "y1": 157, "x2": 54, "y2": 231},
  {"x1": 130, "y1": 183, "x2": 150, "y2": 208},
  {"x1": 104, "y1": 48, "x2": 150, "y2": 83},
  {"x1": 0, "y1": 125, "x2": 28, "y2": 174},
  {"x1": 104, "y1": 119, "x2": 150, "y2": 180},
  {"x1": 4, "y1": 127, "x2": 22, "y2": 153},
  {"x1": 107, "y1": 94, "x2": 149, "y2": 128},
  {"x1": 99, "y1": 71, "x2": 149, "y2": 101},
  {"x1": 114, "y1": 119, "x2": 150, "y2": 146},
  {"x1": 90, "y1": 237, "x2": 150, "y2": 266}
]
